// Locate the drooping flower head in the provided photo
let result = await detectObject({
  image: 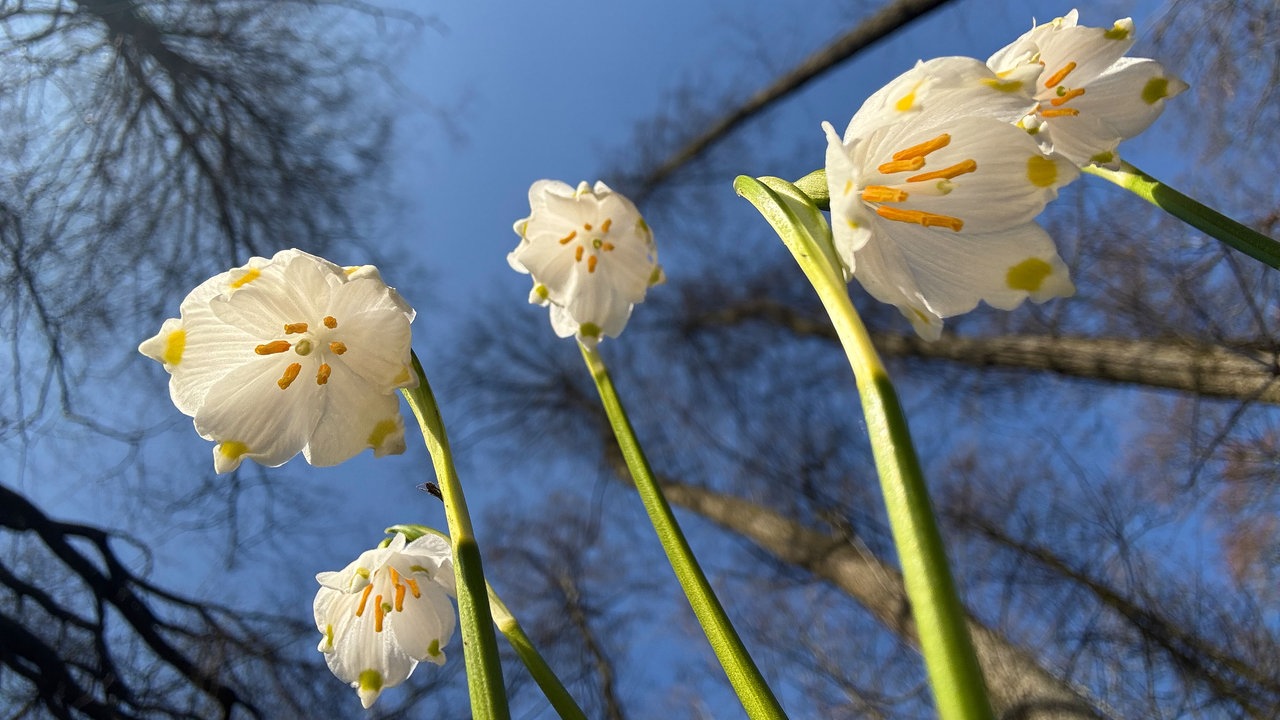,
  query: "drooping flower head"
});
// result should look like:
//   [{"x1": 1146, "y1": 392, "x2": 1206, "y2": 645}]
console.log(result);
[
  {"x1": 825, "y1": 57, "x2": 1078, "y2": 339},
  {"x1": 509, "y1": 180, "x2": 664, "y2": 348},
  {"x1": 314, "y1": 532, "x2": 456, "y2": 708},
  {"x1": 988, "y1": 9, "x2": 1189, "y2": 167},
  {"x1": 139, "y1": 249, "x2": 416, "y2": 473}
]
